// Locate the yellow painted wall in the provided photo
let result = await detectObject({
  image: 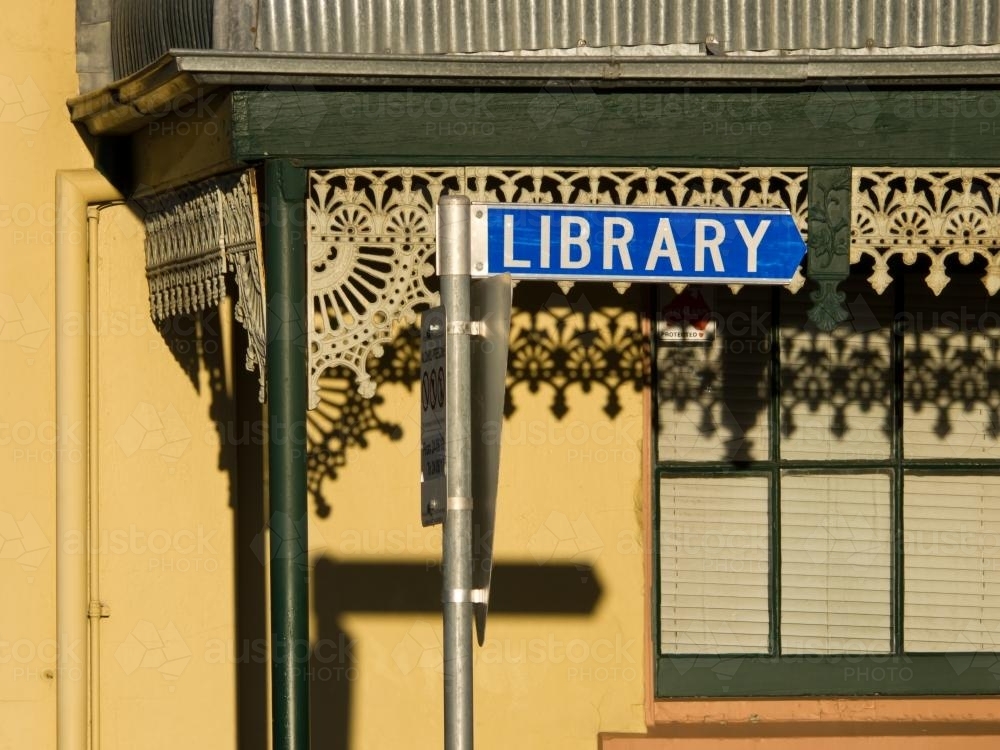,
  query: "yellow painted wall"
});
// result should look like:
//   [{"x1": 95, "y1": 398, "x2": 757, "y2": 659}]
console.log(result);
[
  {"x1": 93, "y1": 207, "x2": 238, "y2": 750},
  {"x1": 0, "y1": 2, "x2": 97, "y2": 748},
  {"x1": 0, "y1": 2, "x2": 239, "y2": 749}
]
